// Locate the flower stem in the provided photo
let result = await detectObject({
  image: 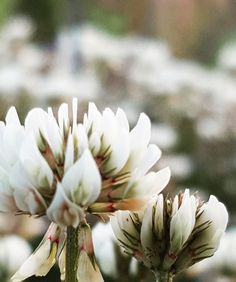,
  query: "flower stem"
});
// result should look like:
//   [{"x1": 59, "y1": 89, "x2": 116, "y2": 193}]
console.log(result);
[
  {"x1": 65, "y1": 226, "x2": 79, "y2": 282},
  {"x1": 154, "y1": 272, "x2": 173, "y2": 282}
]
